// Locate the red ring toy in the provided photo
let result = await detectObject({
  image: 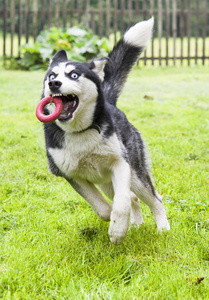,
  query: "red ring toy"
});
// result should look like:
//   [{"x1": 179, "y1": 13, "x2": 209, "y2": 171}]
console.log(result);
[{"x1": 36, "y1": 96, "x2": 63, "y2": 123}]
